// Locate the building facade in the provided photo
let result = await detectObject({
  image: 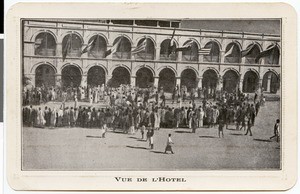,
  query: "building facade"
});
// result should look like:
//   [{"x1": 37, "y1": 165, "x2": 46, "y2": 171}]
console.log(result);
[{"x1": 22, "y1": 19, "x2": 281, "y2": 94}]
